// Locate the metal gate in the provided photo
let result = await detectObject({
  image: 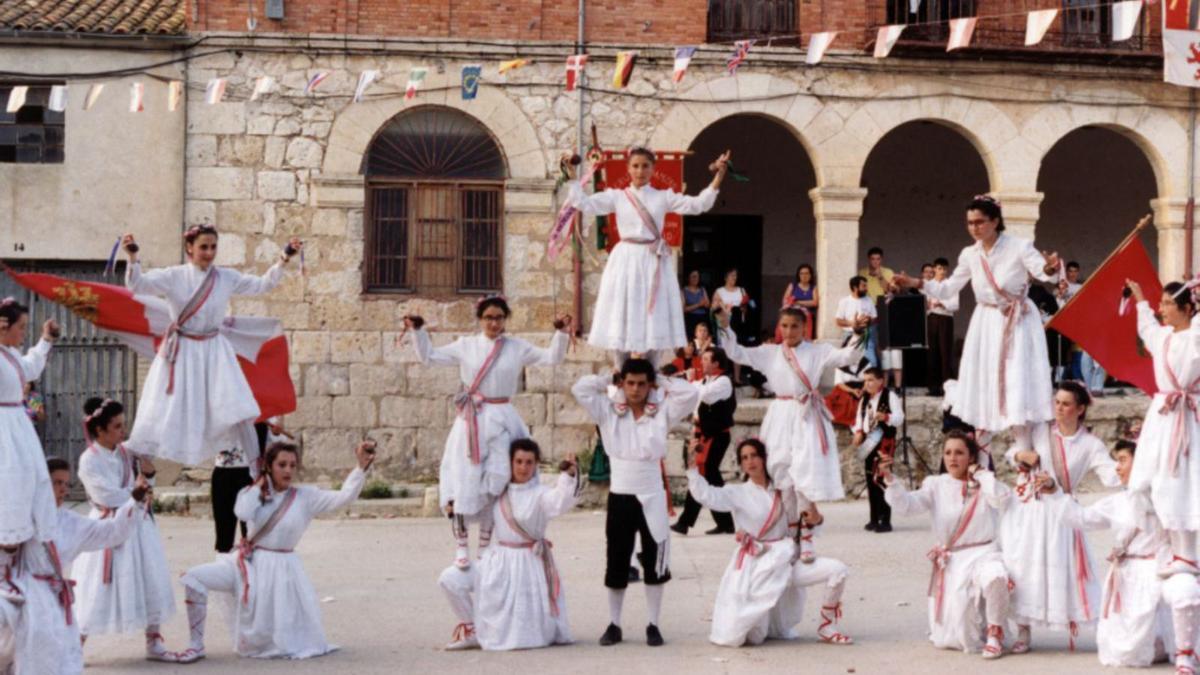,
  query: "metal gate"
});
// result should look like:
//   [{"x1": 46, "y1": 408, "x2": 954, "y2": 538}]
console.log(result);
[{"x1": 0, "y1": 261, "x2": 138, "y2": 483}]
